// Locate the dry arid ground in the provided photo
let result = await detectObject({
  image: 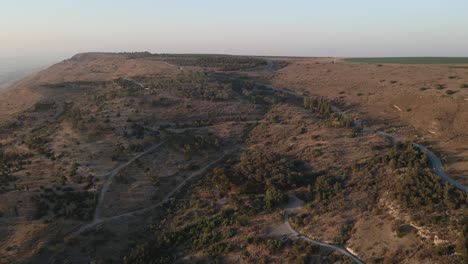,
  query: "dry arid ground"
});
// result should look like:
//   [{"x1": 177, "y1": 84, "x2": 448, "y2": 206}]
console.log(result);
[
  {"x1": 262, "y1": 58, "x2": 468, "y2": 185},
  {"x1": 0, "y1": 53, "x2": 466, "y2": 264}
]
